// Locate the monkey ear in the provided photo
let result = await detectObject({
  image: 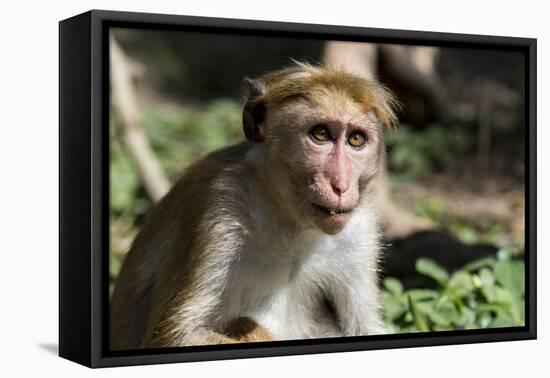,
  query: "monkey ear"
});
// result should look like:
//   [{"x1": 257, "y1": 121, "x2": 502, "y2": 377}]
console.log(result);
[{"x1": 242, "y1": 78, "x2": 268, "y2": 143}]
